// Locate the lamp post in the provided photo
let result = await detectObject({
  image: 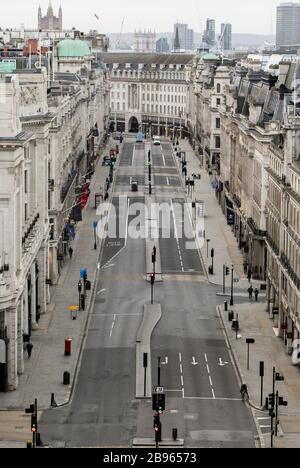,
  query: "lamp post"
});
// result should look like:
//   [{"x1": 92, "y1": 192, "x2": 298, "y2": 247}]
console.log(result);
[
  {"x1": 93, "y1": 221, "x2": 98, "y2": 250},
  {"x1": 206, "y1": 239, "x2": 211, "y2": 258},
  {"x1": 230, "y1": 265, "x2": 234, "y2": 306}
]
